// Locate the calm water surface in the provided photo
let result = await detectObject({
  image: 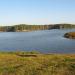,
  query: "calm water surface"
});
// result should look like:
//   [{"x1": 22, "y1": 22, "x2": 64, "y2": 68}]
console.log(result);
[{"x1": 0, "y1": 29, "x2": 75, "y2": 53}]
